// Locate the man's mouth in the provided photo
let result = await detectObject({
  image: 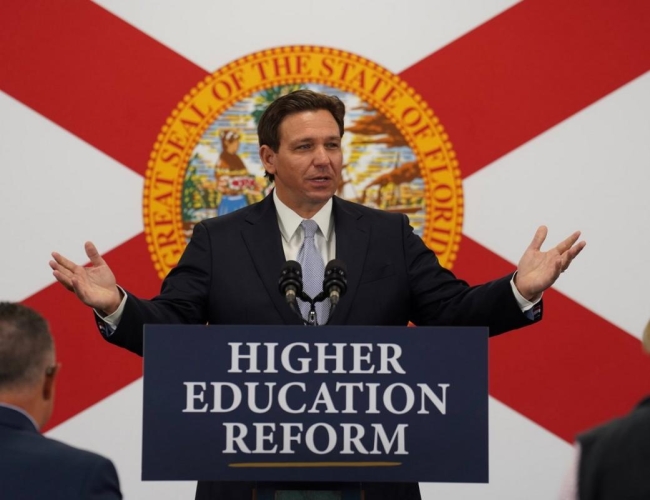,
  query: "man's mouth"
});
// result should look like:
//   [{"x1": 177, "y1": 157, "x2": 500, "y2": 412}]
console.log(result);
[{"x1": 308, "y1": 176, "x2": 331, "y2": 183}]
